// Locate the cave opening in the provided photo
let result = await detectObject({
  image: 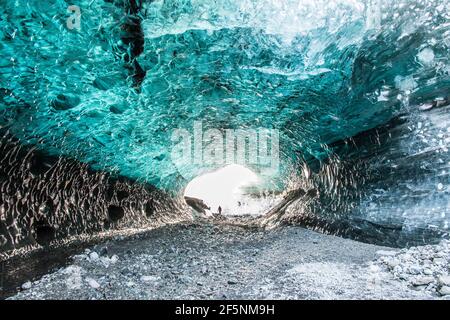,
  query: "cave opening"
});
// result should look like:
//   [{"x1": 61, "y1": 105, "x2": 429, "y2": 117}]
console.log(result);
[{"x1": 183, "y1": 164, "x2": 276, "y2": 217}]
